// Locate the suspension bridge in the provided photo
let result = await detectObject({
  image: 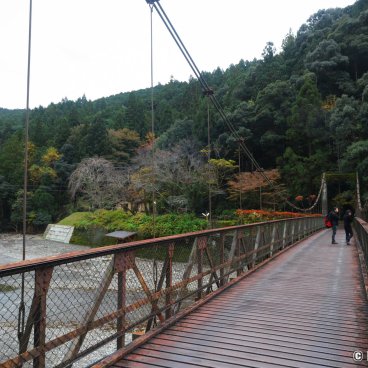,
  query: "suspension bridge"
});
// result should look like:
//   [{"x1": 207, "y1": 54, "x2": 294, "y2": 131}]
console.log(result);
[
  {"x1": 0, "y1": 209, "x2": 367, "y2": 367},
  {"x1": 1, "y1": 0, "x2": 367, "y2": 367}
]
